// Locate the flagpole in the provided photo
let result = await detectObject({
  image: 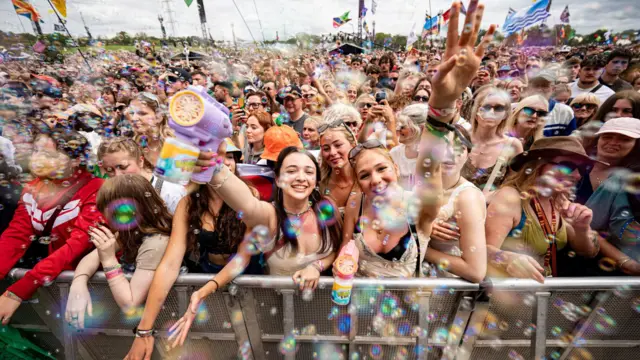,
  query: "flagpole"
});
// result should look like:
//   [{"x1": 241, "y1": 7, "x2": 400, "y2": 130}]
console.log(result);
[{"x1": 45, "y1": 0, "x2": 92, "y2": 71}]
